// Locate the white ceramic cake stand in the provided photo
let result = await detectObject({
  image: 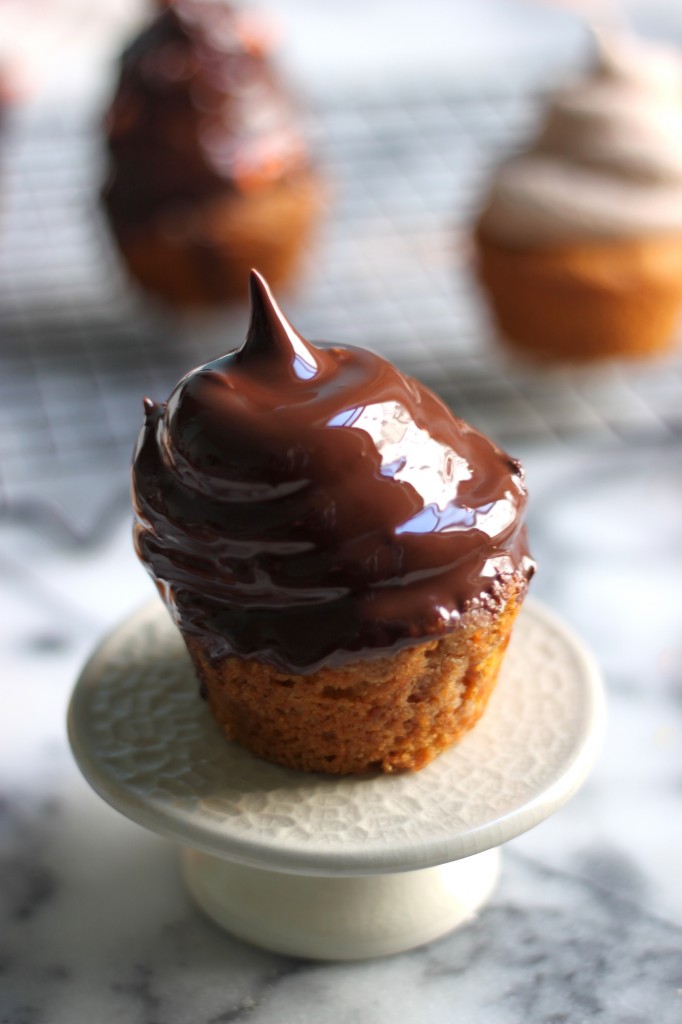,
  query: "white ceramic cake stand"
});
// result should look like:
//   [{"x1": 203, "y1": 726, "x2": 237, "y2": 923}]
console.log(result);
[{"x1": 68, "y1": 598, "x2": 604, "y2": 960}]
